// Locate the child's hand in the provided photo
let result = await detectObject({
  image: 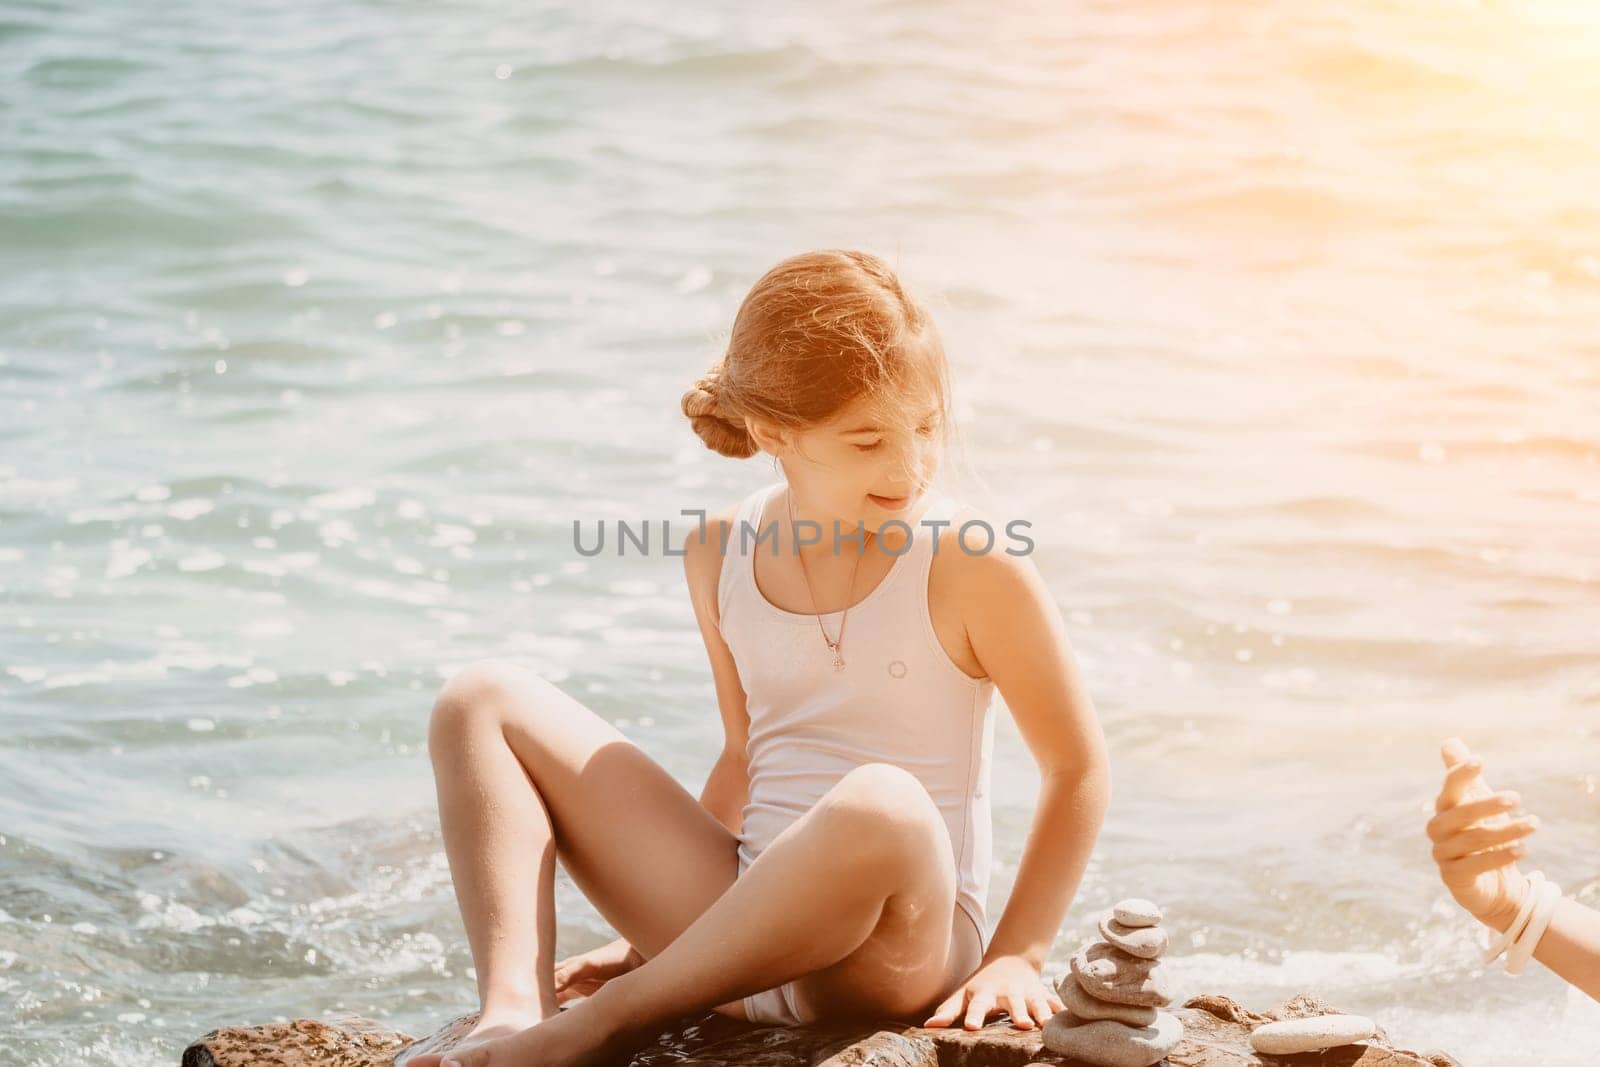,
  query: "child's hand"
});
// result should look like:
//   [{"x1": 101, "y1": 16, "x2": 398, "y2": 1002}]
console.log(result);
[
  {"x1": 922, "y1": 954, "x2": 1064, "y2": 1031},
  {"x1": 552, "y1": 936, "x2": 644, "y2": 1004},
  {"x1": 1427, "y1": 737, "x2": 1537, "y2": 929}
]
